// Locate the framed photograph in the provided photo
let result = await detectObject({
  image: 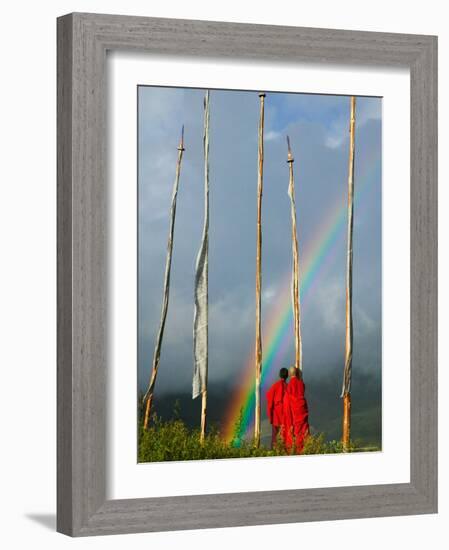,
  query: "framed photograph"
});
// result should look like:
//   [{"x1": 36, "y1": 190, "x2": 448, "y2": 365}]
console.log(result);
[{"x1": 57, "y1": 13, "x2": 437, "y2": 536}]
